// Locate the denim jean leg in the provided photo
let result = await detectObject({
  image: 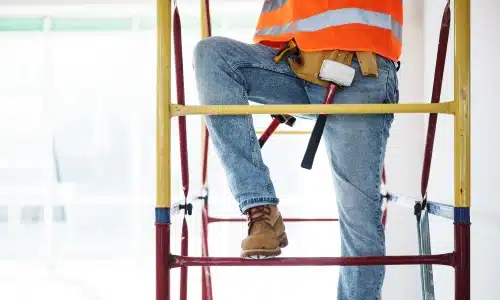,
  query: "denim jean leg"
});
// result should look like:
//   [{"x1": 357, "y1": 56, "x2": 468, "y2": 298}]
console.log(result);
[
  {"x1": 325, "y1": 111, "x2": 391, "y2": 300},
  {"x1": 305, "y1": 56, "x2": 398, "y2": 300},
  {"x1": 193, "y1": 36, "x2": 311, "y2": 213}
]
